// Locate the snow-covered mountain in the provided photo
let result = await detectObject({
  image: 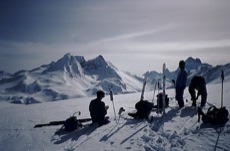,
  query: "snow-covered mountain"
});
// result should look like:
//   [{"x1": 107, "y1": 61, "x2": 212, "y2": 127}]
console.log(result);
[
  {"x1": 0, "y1": 71, "x2": 11, "y2": 80},
  {"x1": 0, "y1": 53, "x2": 230, "y2": 104},
  {"x1": 0, "y1": 53, "x2": 143, "y2": 104}
]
